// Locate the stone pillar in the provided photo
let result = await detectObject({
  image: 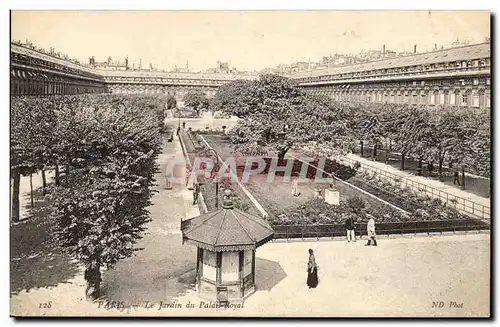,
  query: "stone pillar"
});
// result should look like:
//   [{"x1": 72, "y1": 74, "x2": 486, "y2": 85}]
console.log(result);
[{"x1": 324, "y1": 187, "x2": 339, "y2": 205}]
